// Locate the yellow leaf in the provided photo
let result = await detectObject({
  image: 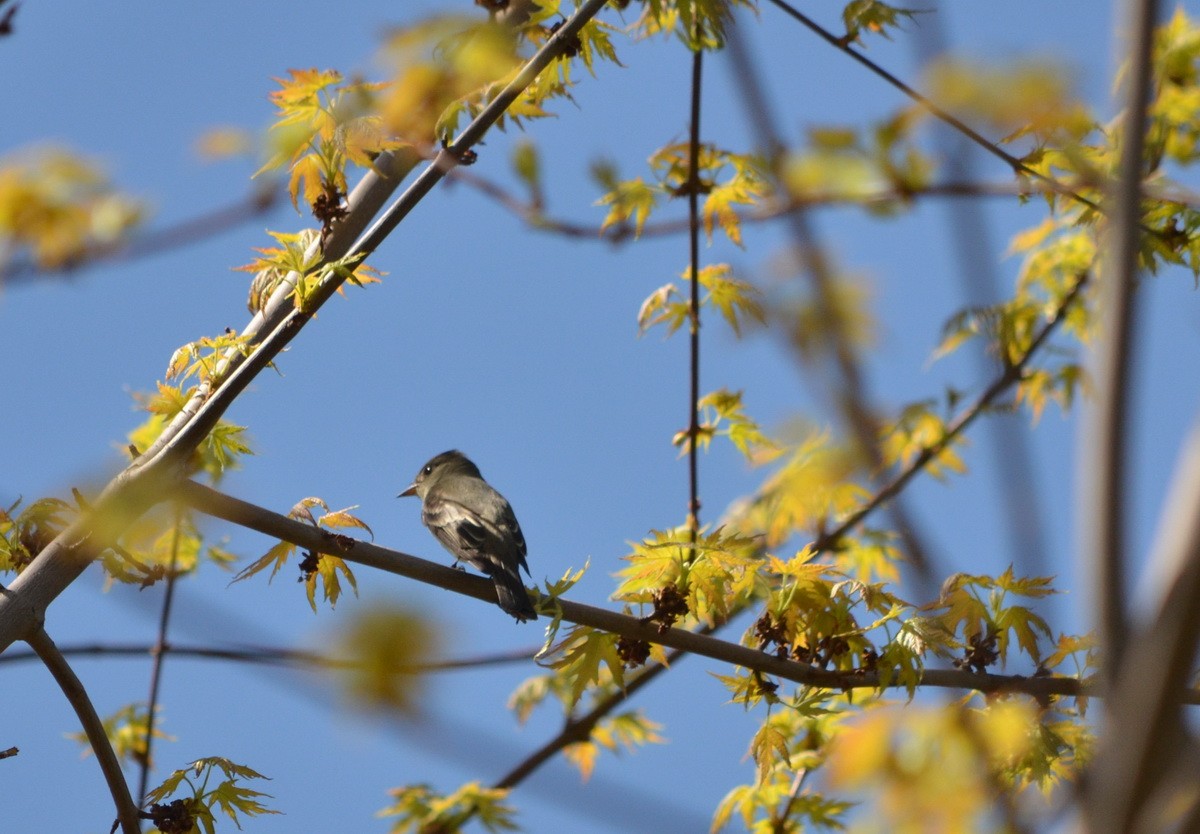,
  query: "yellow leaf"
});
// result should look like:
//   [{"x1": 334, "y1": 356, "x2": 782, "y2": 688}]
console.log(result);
[
  {"x1": 194, "y1": 127, "x2": 254, "y2": 160},
  {"x1": 1007, "y1": 216, "x2": 1057, "y2": 255},
  {"x1": 334, "y1": 605, "x2": 439, "y2": 713},
  {"x1": 562, "y1": 741, "x2": 599, "y2": 782}
]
